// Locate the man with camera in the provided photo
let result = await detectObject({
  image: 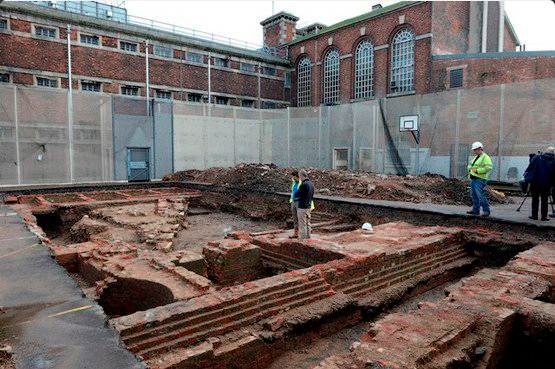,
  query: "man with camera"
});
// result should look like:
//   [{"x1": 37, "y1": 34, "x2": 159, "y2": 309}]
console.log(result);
[{"x1": 524, "y1": 147, "x2": 555, "y2": 221}]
